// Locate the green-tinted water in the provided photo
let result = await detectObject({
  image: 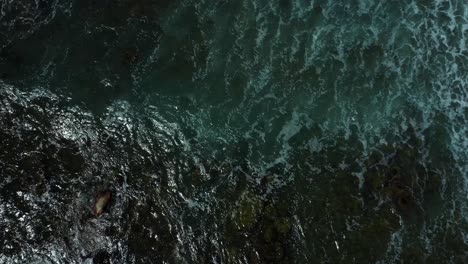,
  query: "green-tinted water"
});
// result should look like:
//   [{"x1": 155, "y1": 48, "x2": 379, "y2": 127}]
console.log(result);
[{"x1": 0, "y1": 0, "x2": 467, "y2": 263}]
